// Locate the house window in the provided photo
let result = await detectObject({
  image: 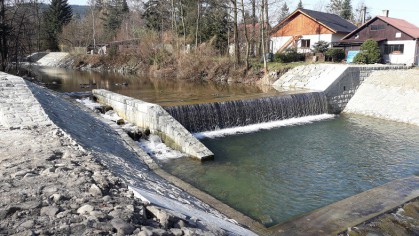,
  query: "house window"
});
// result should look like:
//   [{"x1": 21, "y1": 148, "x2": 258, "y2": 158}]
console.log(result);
[
  {"x1": 395, "y1": 32, "x2": 402, "y2": 38},
  {"x1": 301, "y1": 39, "x2": 310, "y2": 48},
  {"x1": 384, "y1": 44, "x2": 404, "y2": 54},
  {"x1": 371, "y1": 24, "x2": 385, "y2": 30}
]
